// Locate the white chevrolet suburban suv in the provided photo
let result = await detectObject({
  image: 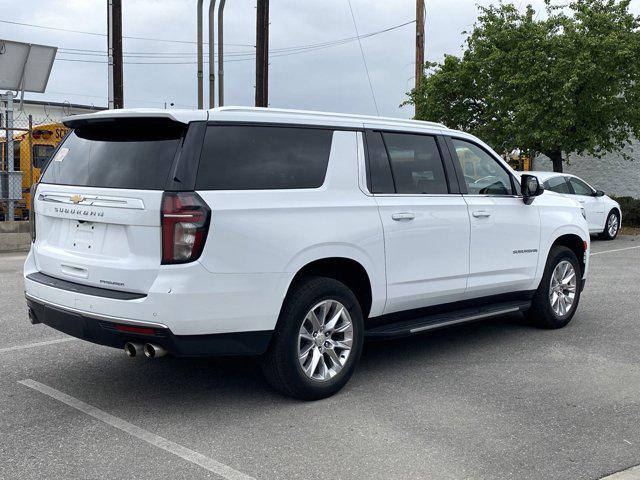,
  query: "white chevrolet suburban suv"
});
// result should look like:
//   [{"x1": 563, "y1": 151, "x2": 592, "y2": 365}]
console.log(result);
[{"x1": 24, "y1": 107, "x2": 590, "y2": 400}]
